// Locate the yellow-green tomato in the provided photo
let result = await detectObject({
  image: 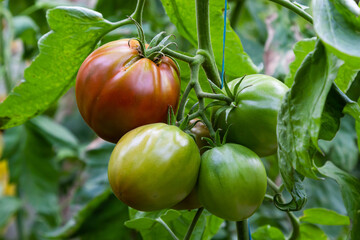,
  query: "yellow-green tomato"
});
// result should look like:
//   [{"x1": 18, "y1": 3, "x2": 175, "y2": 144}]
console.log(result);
[
  {"x1": 108, "y1": 123, "x2": 201, "y2": 211},
  {"x1": 198, "y1": 144, "x2": 267, "y2": 221}
]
